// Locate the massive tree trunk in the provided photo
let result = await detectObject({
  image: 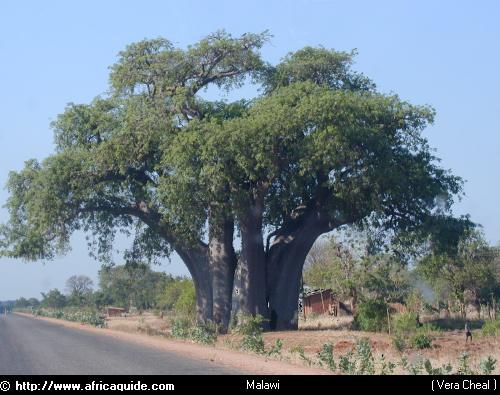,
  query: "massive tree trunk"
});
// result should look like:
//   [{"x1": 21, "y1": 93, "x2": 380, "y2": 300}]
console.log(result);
[
  {"x1": 176, "y1": 247, "x2": 213, "y2": 325},
  {"x1": 266, "y1": 209, "x2": 333, "y2": 330},
  {"x1": 209, "y1": 215, "x2": 237, "y2": 333},
  {"x1": 233, "y1": 205, "x2": 269, "y2": 324}
]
